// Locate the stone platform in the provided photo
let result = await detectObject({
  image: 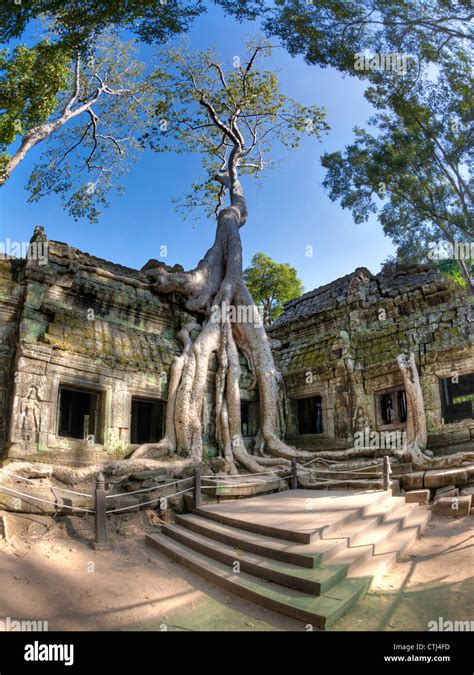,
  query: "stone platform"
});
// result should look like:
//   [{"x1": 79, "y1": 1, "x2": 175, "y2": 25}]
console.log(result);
[{"x1": 146, "y1": 489, "x2": 431, "y2": 629}]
